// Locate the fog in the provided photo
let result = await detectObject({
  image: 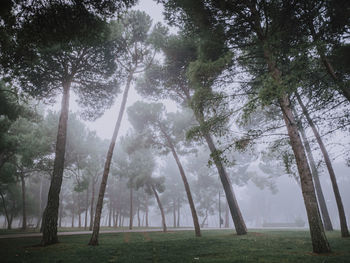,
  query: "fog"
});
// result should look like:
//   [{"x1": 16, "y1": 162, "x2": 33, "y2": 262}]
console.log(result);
[{"x1": 1, "y1": 0, "x2": 349, "y2": 246}]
